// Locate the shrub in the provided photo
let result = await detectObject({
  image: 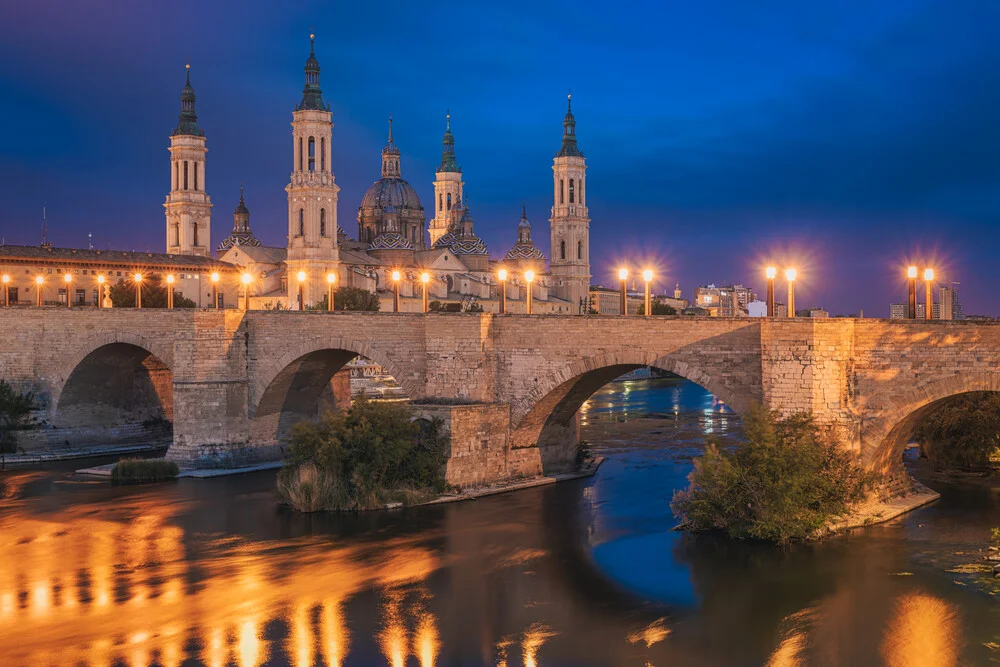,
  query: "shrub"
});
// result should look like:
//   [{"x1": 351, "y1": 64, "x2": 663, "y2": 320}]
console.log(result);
[
  {"x1": 0, "y1": 380, "x2": 36, "y2": 454},
  {"x1": 334, "y1": 287, "x2": 380, "y2": 311},
  {"x1": 109, "y1": 275, "x2": 196, "y2": 308},
  {"x1": 915, "y1": 392, "x2": 1000, "y2": 470},
  {"x1": 279, "y1": 395, "x2": 449, "y2": 511},
  {"x1": 637, "y1": 298, "x2": 677, "y2": 315},
  {"x1": 111, "y1": 458, "x2": 179, "y2": 484},
  {"x1": 671, "y1": 406, "x2": 874, "y2": 544}
]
